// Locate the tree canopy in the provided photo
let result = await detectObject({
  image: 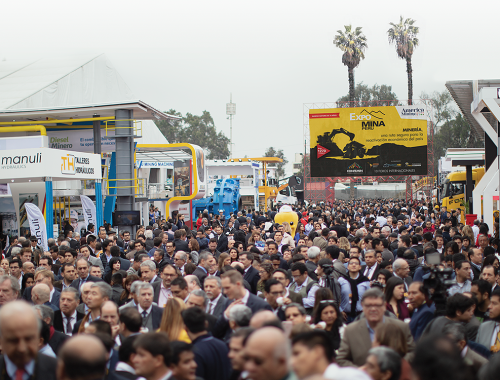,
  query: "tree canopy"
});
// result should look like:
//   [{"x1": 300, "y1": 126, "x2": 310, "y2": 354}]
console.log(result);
[
  {"x1": 337, "y1": 82, "x2": 399, "y2": 107},
  {"x1": 155, "y1": 109, "x2": 230, "y2": 159},
  {"x1": 263, "y1": 147, "x2": 288, "y2": 181}
]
